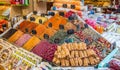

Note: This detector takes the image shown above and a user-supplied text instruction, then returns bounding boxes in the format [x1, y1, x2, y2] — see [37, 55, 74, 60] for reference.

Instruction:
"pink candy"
[101, 22, 107, 28]
[32, 40, 57, 62]
[109, 59, 120, 70]
[15, 34, 31, 47]
[85, 19, 96, 27]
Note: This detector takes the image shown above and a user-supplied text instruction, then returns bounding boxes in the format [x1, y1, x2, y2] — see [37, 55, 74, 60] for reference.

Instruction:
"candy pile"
[15, 34, 32, 47]
[53, 42, 100, 66]
[32, 40, 57, 62]
[109, 59, 120, 70]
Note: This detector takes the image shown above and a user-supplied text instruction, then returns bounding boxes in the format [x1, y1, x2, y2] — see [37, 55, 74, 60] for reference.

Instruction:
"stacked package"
[8, 30, 24, 43]
[40, 28, 57, 40]
[33, 24, 47, 37]
[15, 34, 32, 47]
[23, 22, 38, 33]
[44, 15, 67, 30]
[35, 16, 48, 24]
[53, 0, 81, 10]
[32, 40, 57, 61]
[22, 36, 40, 51]
[18, 21, 38, 33]
[49, 30, 68, 45]
[18, 21, 31, 31]
[65, 22, 77, 31]
[2, 29, 17, 39]
[28, 11, 39, 22]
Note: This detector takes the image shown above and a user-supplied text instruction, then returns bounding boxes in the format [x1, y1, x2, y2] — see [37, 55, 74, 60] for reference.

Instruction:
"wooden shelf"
[0, 2, 10, 5]
[11, 4, 29, 7]
[37, 0, 54, 2]
[85, 0, 111, 7]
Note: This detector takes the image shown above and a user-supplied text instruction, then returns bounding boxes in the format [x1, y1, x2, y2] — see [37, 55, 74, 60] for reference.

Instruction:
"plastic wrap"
[15, 34, 32, 47]
[33, 24, 47, 37]
[35, 16, 48, 24]
[2, 29, 17, 39]
[18, 20, 31, 31]
[8, 30, 24, 43]
[22, 36, 40, 51]
[49, 30, 68, 45]
[44, 15, 67, 30]
[53, 3, 81, 10]
[32, 40, 57, 62]
[22, 22, 38, 33]
[39, 28, 57, 40]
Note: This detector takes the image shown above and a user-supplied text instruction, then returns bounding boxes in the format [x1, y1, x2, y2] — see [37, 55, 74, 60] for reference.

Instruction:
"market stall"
[0, 0, 119, 70]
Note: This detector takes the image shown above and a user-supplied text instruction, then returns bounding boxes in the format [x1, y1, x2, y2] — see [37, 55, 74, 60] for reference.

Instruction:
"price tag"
[23, 16, 27, 20]
[25, 28, 29, 33]
[67, 29, 74, 34]
[59, 24, 64, 30]
[54, 38, 60, 44]
[62, 4, 67, 8]
[44, 34, 49, 39]
[51, 12, 55, 16]
[71, 5, 75, 9]
[32, 30, 37, 34]
[39, 19, 42, 24]
[59, 12, 64, 16]
[33, 11, 37, 15]
[41, 13, 45, 17]
[48, 22, 52, 27]
[30, 17, 35, 21]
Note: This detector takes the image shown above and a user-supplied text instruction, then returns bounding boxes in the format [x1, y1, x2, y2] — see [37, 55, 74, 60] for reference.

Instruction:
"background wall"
[10, 0, 53, 17]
